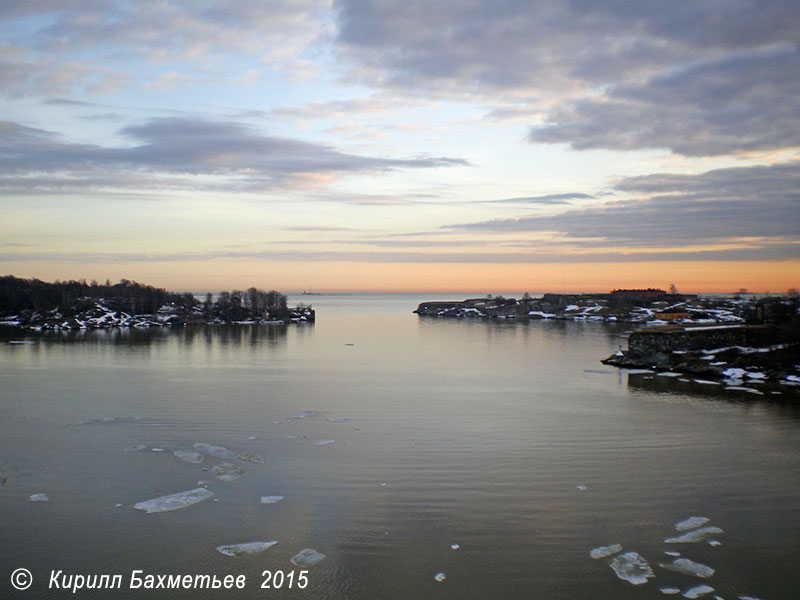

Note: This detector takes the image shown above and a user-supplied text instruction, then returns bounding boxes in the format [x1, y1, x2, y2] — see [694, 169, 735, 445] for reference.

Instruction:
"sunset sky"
[1, 1, 798, 293]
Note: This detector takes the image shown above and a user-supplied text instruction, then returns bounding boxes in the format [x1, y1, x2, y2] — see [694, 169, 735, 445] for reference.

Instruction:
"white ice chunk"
[450, 543, 460, 550]
[174, 450, 203, 464]
[745, 372, 766, 379]
[665, 551, 681, 557]
[434, 572, 446, 582]
[683, 585, 715, 598]
[660, 558, 715, 578]
[315, 439, 335, 446]
[194, 443, 237, 459]
[290, 548, 326, 567]
[722, 368, 746, 379]
[216, 541, 278, 556]
[260, 495, 284, 504]
[134, 487, 214, 513]
[724, 386, 763, 395]
[576, 485, 587, 491]
[609, 552, 655, 585]
[694, 380, 721, 385]
[327, 417, 349, 422]
[676, 516, 710, 531]
[212, 463, 245, 481]
[30, 493, 49, 502]
[661, 588, 682, 595]
[738, 596, 763, 600]
[657, 372, 683, 377]
[590, 544, 622, 559]
[151, 448, 165, 452]
[665, 526, 723, 544]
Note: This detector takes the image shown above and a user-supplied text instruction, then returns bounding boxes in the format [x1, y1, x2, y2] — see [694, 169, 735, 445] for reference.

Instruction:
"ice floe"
[315, 439, 335, 446]
[212, 463, 245, 481]
[434, 572, 446, 582]
[290, 548, 326, 567]
[661, 588, 682, 595]
[665, 551, 681, 557]
[327, 417, 349, 422]
[236, 452, 264, 464]
[659, 558, 715, 578]
[590, 544, 622, 559]
[29, 493, 49, 502]
[134, 487, 214, 513]
[450, 543, 460, 550]
[609, 552, 655, 585]
[288, 411, 318, 420]
[174, 450, 203, 464]
[216, 541, 278, 556]
[694, 380, 721, 385]
[676, 516, 710, 531]
[657, 372, 683, 377]
[260, 495, 284, 504]
[682, 584, 715, 598]
[124, 443, 148, 452]
[576, 485, 587, 491]
[665, 526, 724, 544]
[194, 443, 237, 460]
[708, 540, 722, 547]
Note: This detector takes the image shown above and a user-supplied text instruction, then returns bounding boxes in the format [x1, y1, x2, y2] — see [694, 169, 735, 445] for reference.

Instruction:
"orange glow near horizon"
[5, 259, 798, 295]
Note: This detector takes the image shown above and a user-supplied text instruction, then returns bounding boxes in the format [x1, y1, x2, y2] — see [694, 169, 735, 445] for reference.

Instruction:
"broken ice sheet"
[682, 584, 715, 598]
[290, 548, 326, 567]
[174, 450, 203, 464]
[675, 516, 710, 531]
[665, 527, 723, 544]
[216, 541, 278, 557]
[29, 493, 49, 502]
[213, 463, 245, 481]
[260, 495, 284, 504]
[589, 544, 622, 559]
[315, 439, 335, 446]
[194, 443, 237, 459]
[134, 487, 214, 513]
[609, 552, 654, 585]
[659, 558, 715, 578]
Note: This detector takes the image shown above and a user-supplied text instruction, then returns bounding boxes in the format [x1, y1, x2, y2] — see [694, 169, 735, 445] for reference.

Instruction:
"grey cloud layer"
[444, 162, 800, 247]
[335, 0, 800, 156]
[0, 118, 467, 193]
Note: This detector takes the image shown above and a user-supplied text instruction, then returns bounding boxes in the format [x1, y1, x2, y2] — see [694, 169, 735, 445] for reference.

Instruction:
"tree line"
[0, 275, 293, 321]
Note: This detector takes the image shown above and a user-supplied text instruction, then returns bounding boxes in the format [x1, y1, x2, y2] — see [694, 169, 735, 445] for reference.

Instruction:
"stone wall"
[628, 325, 774, 357]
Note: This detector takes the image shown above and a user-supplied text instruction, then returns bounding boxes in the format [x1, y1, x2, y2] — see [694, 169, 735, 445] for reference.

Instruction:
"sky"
[1, 0, 798, 293]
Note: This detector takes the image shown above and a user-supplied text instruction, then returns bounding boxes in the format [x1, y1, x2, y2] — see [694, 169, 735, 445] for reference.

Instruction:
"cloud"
[0, 117, 468, 194]
[443, 162, 800, 248]
[334, 0, 800, 156]
[484, 193, 594, 205]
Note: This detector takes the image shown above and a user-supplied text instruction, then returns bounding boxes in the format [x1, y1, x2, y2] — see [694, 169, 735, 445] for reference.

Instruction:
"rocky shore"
[602, 324, 800, 389]
[0, 301, 315, 331]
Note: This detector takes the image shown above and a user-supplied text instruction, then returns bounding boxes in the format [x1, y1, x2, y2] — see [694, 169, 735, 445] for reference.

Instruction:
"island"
[0, 275, 314, 330]
[415, 289, 800, 388]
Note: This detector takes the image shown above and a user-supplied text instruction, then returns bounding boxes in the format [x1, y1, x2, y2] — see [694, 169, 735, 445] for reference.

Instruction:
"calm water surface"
[1, 293, 799, 599]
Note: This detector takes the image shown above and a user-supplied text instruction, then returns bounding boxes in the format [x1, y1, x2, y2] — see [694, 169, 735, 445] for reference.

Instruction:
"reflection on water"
[1, 295, 799, 600]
